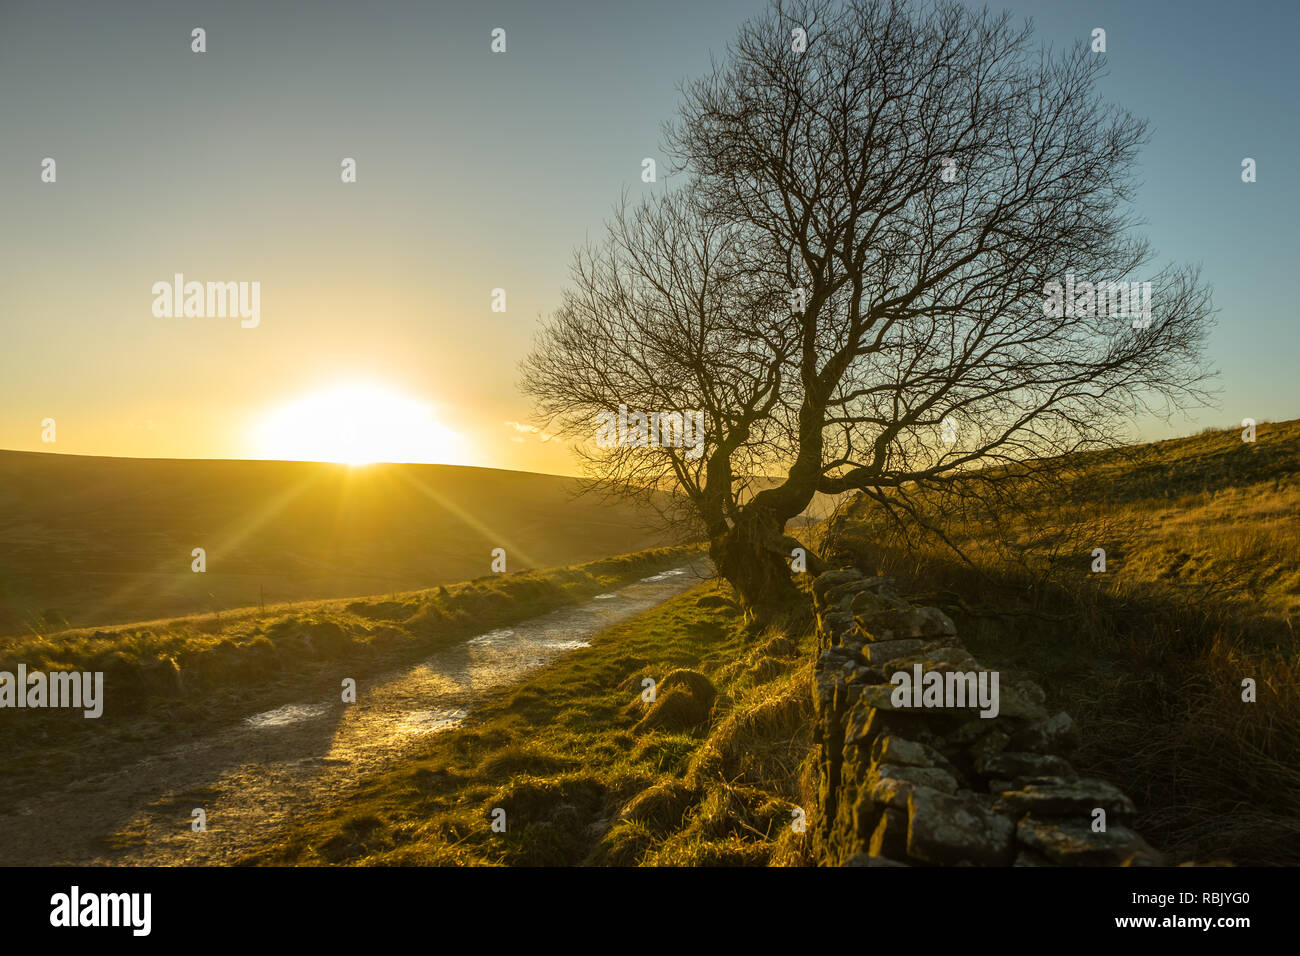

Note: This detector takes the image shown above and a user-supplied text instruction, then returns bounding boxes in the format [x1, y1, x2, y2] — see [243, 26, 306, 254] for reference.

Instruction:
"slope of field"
[0, 451, 680, 635]
[826, 419, 1300, 864]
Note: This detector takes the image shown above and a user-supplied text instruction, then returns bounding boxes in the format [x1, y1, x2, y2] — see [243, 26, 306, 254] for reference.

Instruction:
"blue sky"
[1, 0, 1295, 470]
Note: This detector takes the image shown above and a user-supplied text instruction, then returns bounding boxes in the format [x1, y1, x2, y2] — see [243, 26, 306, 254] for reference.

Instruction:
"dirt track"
[0, 562, 709, 866]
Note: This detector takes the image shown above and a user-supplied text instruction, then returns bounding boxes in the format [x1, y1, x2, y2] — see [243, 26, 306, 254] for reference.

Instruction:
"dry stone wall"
[809, 567, 1165, 867]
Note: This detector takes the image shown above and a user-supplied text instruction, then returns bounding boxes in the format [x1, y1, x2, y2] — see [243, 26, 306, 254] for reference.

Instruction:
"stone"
[1016, 816, 1164, 866]
[855, 684, 916, 712]
[868, 764, 959, 808]
[860, 576, 900, 597]
[869, 808, 910, 860]
[870, 735, 944, 768]
[846, 665, 875, 685]
[977, 751, 1077, 782]
[812, 569, 863, 600]
[823, 579, 874, 607]
[860, 639, 926, 666]
[854, 684, 897, 713]
[813, 664, 847, 713]
[991, 681, 1050, 721]
[819, 610, 856, 647]
[855, 676, 1002, 722]
[844, 853, 910, 866]
[825, 575, 901, 609]
[1008, 711, 1080, 756]
[865, 776, 920, 811]
[995, 779, 1137, 819]
[901, 607, 959, 639]
[857, 604, 958, 642]
[869, 736, 965, 784]
[842, 701, 887, 746]
[810, 587, 1163, 870]
[964, 726, 1012, 763]
[842, 636, 868, 656]
[1015, 679, 1047, 707]
[850, 589, 912, 622]
[906, 788, 1015, 865]
[1013, 849, 1055, 867]
[891, 647, 981, 673]
[819, 645, 854, 666]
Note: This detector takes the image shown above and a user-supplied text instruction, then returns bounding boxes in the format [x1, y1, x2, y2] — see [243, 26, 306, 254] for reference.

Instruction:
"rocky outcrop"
[809, 568, 1164, 867]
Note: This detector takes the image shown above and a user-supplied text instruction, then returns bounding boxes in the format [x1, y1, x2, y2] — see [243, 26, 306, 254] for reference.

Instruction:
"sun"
[253, 383, 463, 465]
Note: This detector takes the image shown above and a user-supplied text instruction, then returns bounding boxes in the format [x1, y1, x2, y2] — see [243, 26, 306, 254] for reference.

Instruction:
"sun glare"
[253, 384, 462, 466]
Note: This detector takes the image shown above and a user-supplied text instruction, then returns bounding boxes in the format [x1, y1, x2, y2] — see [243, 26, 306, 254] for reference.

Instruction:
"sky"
[1, 0, 1296, 475]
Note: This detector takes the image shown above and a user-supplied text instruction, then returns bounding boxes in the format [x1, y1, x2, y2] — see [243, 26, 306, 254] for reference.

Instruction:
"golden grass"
[235, 581, 818, 867]
[827, 419, 1300, 864]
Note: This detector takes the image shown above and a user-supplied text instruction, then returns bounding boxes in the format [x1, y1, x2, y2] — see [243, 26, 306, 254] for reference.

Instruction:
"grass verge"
[237, 580, 818, 866]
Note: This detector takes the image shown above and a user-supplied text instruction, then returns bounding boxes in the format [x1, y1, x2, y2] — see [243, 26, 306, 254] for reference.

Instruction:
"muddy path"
[0, 561, 711, 865]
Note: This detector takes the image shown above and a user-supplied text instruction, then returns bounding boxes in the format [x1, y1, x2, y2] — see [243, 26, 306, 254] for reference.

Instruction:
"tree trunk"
[709, 506, 802, 615]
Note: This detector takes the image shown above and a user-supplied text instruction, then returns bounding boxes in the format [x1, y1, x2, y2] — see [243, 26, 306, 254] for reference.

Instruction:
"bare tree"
[521, 0, 1214, 615]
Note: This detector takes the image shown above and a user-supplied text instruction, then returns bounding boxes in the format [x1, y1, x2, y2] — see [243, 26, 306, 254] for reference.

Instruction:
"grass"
[0, 452, 680, 635]
[825, 419, 1300, 865]
[0, 545, 700, 808]
[236, 581, 818, 867]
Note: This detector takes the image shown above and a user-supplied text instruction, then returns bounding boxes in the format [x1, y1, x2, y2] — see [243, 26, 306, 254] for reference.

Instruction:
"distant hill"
[833, 418, 1300, 619]
[0, 452, 682, 634]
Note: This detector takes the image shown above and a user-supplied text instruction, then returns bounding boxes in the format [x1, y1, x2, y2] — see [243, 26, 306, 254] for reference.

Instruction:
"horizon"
[3, 0, 1299, 473]
[0, 410, 1283, 479]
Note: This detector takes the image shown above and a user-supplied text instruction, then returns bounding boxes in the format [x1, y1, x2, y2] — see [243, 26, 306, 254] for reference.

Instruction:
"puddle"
[467, 628, 515, 647]
[244, 703, 330, 729]
[539, 639, 591, 651]
[639, 568, 689, 583]
[399, 708, 469, 734]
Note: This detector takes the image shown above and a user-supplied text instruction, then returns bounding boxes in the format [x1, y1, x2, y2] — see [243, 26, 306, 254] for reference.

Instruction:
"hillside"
[0, 451, 680, 635]
[824, 418, 1300, 864]
[4, 423, 1296, 866]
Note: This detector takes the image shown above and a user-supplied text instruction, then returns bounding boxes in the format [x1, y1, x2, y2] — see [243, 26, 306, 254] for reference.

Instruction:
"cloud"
[503, 421, 554, 443]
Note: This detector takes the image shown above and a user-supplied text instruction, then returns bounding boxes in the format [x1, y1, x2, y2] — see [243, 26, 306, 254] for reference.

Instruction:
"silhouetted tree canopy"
[522, 0, 1214, 613]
